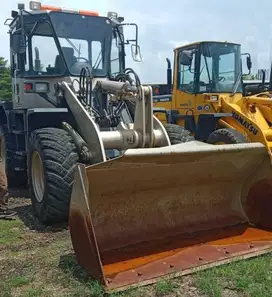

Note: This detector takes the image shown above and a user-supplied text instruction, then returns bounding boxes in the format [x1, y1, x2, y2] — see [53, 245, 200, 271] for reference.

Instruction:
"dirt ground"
[0, 191, 271, 297]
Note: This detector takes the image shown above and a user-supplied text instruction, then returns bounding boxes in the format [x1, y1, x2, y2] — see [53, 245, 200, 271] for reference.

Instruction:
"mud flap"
[69, 141, 272, 292]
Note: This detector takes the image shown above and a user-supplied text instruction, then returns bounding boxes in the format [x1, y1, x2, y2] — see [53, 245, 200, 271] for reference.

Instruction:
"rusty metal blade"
[69, 141, 272, 292]
[69, 164, 105, 285]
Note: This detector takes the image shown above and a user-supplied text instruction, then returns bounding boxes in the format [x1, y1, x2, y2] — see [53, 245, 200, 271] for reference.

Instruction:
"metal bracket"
[134, 85, 153, 147]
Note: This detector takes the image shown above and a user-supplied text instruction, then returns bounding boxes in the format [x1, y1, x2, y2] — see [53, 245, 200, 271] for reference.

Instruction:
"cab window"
[26, 22, 65, 76]
[178, 49, 196, 93]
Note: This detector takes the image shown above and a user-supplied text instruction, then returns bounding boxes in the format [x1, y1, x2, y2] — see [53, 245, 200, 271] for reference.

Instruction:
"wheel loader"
[153, 41, 272, 157]
[1, 5, 272, 293]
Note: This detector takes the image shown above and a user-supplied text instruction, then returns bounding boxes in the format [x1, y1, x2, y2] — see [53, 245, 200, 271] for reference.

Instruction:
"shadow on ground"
[8, 188, 68, 233]
[59, 254, 90, 283]
[58, 254, 109, 296]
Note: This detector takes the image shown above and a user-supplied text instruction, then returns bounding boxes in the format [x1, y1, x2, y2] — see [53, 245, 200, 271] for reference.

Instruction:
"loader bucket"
[69, 141, 272, 292]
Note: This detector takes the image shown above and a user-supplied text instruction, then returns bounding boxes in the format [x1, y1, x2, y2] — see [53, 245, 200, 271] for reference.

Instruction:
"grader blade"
[69, 141, 272, 292]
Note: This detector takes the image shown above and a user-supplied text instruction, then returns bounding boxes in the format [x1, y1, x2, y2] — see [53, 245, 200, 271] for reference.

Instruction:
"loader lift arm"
[60, 79, 170, 161]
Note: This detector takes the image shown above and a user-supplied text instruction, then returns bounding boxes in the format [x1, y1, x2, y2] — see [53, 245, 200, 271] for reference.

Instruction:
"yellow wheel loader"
[4, 3, 272, 292]
[153, 41, 272, 156]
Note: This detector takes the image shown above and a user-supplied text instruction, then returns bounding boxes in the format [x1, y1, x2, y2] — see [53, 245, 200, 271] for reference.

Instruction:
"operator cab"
[6, 1, 142, 110]
[19, 14, 102, 78]
[9, 4, 124, 78]
[176, 41, 251, 95]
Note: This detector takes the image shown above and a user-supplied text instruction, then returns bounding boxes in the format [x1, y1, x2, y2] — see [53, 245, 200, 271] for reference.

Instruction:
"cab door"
[173, 46, 199, 128]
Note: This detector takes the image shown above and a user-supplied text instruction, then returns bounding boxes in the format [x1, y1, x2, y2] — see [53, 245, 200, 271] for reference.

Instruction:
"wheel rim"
[0, 136, 6, 169]
[31, 151, 45, 203]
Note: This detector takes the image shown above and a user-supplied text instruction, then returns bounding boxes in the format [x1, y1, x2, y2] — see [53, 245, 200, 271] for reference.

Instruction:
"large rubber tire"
[0, 126, 27, 188]
[28, 127, 79, 224]
[207, 128, 248, 144]
[164, 124, 195, 144]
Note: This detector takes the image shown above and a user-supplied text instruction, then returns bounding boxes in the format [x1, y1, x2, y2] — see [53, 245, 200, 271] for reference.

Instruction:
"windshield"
[198, 42, 242, 93]
[50, 11, 113, 76]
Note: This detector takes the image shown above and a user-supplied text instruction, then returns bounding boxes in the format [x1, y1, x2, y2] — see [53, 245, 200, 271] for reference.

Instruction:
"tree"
[242, 74, 257, 80]
[0, 57, 12, 101]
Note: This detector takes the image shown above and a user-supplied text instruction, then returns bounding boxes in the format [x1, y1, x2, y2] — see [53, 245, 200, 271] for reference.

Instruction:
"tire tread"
[164, 124, 195, 144]
[28, 127, 79, 224]
[207, 128, 248, 144]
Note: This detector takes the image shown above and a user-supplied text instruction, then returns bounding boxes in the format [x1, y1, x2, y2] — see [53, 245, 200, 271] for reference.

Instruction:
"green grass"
[8, 276, 33, 287]
[1, 198, 272, 297]
[196, 254, 272, 297]
[197, 270, 222, 297]
[24, 288, 46, 297]
[0, 219, 24, 244]
[154, 278, 177, 296]
[0, 275, 33, 297]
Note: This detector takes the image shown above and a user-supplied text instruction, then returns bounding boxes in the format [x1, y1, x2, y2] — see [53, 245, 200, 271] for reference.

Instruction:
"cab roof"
[174, 41, 241, 51]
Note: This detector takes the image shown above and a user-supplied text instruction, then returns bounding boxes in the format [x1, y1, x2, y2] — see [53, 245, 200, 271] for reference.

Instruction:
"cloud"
[168, 40, 190, 48]
[1, 0, 272, 82]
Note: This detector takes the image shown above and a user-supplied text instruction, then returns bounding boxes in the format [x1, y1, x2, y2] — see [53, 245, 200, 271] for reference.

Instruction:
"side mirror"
[131, 44, 142, 62]
[246, 56, 252, 71]
[10, 29, 26, 54]
[241, 53, 252, 75]
[180, 50, 194, 66]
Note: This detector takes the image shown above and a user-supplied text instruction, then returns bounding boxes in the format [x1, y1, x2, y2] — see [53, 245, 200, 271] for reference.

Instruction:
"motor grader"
[1, 4, 272, 293]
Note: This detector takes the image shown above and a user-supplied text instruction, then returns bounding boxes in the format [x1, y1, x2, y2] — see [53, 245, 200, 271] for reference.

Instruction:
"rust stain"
[69, 209, 105, 284]
[105, 241, 272, 292]
[212, 227, 272, 244]
[102, 225, 272, 277]
[245, 178, 272, 230]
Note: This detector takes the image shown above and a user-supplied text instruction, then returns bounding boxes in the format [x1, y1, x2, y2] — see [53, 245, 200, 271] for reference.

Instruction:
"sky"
[1, 0, 272, 83]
